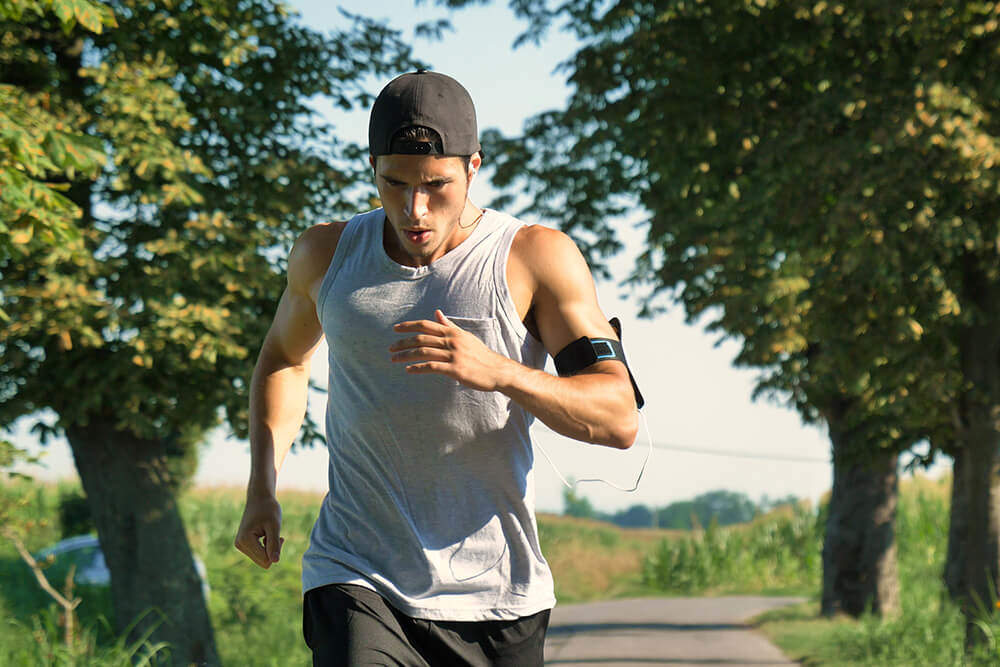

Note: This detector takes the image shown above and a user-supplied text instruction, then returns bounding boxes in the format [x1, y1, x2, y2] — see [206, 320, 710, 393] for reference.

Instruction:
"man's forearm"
[496, 360, 638, 449]
[248, 351, 311, 496]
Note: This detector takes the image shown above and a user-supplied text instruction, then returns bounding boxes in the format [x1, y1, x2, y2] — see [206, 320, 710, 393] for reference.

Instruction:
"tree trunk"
[954, 320, 1000, 650]
[945, 448, 970, 600]
[65, 417, 219, 666]
[821, 414, 900, 617]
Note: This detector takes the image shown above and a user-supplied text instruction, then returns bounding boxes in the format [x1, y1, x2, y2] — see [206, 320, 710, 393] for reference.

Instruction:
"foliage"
[1, 436, 83, 653]
[566, 487, 794, 530]
[656, 489, 762, 530]
[0, 0, 115, 283]
[470, 0, 1000, 466]
[561, 486, 599, 519]
[56, 488, 94, 538]
[1, 0, 422, 447]
[642, 503, 822, 595]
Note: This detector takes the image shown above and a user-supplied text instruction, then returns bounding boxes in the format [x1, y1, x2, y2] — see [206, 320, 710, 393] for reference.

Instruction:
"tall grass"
[759, 475, 1000, 665]
[641, 503, 821, 595]
[1, 482, 670, 665]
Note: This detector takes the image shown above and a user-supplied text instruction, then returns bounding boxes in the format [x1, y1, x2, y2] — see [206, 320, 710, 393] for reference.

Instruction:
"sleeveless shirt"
[301, 208, 556, 621]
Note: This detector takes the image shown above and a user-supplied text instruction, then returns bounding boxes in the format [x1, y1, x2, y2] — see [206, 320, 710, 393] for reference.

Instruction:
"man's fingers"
[391, 347, 451, 363]
[405, 361, 447, 375]
[235, 531, 271, 569]
[389, 334, 444, 352]
[393, 319, 448, 335]
[264, 528, 283, 563]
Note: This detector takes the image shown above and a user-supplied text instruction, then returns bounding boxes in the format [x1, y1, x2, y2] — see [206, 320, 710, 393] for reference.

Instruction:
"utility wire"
[647, 441, 830, 463]
[532, 426, 830, 464]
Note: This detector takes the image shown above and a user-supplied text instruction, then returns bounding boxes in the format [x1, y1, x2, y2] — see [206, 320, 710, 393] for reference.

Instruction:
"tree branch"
[1, 526, 81, 645]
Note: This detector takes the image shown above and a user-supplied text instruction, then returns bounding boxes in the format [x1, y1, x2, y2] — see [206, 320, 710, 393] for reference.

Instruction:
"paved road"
[544, 596, 804, 666]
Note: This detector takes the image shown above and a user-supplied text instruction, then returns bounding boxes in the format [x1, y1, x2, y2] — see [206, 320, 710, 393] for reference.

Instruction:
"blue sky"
[11, 1, 948, 514]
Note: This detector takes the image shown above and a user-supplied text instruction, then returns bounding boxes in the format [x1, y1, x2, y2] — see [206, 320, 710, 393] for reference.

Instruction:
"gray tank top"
[302, 208, 555, 621]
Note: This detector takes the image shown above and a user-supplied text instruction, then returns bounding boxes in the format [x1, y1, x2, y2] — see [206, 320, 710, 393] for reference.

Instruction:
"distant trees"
[564, 488, 799, 531]
[658, 491, 761, 530]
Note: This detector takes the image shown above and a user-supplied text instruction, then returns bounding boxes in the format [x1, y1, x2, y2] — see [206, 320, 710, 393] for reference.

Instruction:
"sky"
[10, 0, 948, 514]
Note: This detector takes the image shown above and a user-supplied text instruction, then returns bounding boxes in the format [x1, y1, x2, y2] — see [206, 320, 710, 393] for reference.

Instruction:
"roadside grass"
[7, 474, 998, 665]
[536, 513, 681, 603]
[640, 501, 821, 597]
[755, 474, 1000, 666]
[0, 481, 680, 665]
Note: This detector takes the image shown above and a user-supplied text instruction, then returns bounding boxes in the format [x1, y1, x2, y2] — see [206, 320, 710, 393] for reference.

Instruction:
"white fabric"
[302, 208, 555, 621]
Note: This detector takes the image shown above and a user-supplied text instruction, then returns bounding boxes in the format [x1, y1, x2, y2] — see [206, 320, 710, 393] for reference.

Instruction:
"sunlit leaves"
[480, 0, 1000, 461]
[2, 0, 421, 448]
[0, 85, 105, 260]
[0, 0, 116, 32]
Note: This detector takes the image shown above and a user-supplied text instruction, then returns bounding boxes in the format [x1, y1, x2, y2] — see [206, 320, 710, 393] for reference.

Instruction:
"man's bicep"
[261, 286, 323, 367]
[530, 231, 619, 358]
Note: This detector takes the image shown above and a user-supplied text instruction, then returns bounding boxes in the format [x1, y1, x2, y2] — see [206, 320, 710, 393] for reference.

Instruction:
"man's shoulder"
[510, 224, 586, 280]
[288, 221, 349, 298]
[511, 222, 576, 254]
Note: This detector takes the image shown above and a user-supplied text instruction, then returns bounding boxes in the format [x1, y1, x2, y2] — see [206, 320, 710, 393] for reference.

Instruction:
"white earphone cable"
[534, 408, 652, 492]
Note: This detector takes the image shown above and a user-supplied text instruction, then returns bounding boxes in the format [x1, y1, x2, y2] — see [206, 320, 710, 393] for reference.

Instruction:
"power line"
[647, 440, 830, 463]
[532, 426, 830, 464]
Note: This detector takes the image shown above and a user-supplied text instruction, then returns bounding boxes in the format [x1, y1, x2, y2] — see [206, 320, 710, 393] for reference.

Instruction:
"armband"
[553, 317, 645, 409]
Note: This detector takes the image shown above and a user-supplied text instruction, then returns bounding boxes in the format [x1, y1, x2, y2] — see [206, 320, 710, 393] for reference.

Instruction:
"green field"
[2, 475, 998, 665]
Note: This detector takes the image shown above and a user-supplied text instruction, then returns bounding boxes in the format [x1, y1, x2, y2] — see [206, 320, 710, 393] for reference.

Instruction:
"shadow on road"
[546, 660, 790, 665]
[548, 622, 747, 635]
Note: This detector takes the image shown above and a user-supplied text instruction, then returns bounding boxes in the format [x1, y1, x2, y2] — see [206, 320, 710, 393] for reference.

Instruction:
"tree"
[460, 0, 1000, 633]
[656, 500, 697, 531]
[1, 0, 113, 306]
[2, 1, 420, 662]
[611, 503, 654, 528]
[655, 491, 760, 530]
[562, 486, 599, 519]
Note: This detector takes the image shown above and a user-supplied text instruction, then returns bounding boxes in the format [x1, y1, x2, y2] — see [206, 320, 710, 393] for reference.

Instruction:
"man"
[235, 70, 639, 666]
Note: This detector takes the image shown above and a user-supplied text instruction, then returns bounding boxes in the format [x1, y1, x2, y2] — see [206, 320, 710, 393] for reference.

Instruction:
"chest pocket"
[441, 316, 512, 444]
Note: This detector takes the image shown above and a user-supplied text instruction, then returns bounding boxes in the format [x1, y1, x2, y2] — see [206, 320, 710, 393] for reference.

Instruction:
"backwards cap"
[369, 70, 481, 157]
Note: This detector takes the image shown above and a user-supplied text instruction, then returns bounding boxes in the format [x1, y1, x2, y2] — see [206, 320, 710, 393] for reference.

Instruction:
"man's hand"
[390, 310, 511, 392]
[234, 493, 284, 569]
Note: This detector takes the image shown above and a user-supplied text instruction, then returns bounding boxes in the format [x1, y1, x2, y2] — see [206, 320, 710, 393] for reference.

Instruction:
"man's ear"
[369, 155, 377, 171]
[467, 152, 482, 182]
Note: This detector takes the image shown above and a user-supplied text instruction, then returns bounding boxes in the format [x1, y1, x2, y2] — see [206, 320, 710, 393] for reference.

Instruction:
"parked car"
[35, 534, 210, 600]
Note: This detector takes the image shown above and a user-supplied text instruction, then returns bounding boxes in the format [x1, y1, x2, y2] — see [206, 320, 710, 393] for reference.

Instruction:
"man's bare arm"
[498, 226, 638, 448]
[235, 223, 340, 568]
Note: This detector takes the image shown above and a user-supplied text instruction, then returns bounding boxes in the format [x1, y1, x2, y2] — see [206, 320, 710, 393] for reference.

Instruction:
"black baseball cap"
[369, 70, 481, 157]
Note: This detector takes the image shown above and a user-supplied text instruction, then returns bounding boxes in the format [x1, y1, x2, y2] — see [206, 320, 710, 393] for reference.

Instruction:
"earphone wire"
[534, 408, 652, 493]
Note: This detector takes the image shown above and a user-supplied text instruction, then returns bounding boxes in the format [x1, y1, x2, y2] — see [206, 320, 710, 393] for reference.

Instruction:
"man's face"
[371, 153, 481, 267]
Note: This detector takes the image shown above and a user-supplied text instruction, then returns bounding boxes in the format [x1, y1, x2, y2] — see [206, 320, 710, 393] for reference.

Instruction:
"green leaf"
[50, 0, 74, 25]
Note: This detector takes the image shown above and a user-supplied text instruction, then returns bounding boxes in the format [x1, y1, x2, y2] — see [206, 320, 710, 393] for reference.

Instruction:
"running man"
[235, 70, 639, 666]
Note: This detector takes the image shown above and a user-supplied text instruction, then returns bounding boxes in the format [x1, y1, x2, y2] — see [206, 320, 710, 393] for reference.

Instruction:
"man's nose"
[404, 187, 430, 220]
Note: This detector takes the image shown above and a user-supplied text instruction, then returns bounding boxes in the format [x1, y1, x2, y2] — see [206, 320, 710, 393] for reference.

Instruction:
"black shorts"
[302, 583, 550, 666]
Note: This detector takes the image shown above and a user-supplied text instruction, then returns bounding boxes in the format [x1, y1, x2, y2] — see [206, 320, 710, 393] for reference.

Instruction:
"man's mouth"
[404, 229, 431, 244]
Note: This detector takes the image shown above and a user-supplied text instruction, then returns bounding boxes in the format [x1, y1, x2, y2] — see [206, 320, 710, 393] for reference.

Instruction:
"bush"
[641, 504, 821, 595]
[57, 490, 94, 539]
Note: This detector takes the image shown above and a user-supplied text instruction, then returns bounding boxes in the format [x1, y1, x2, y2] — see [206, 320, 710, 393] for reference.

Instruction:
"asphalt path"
[543, 595, 804, 666]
